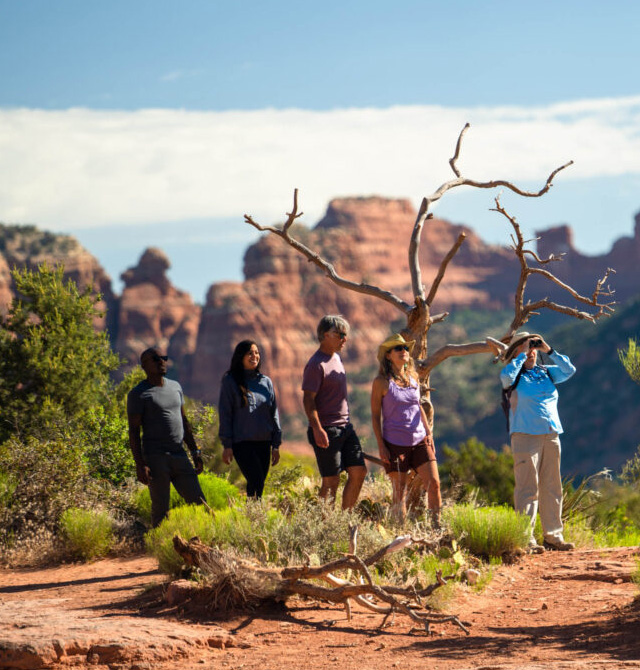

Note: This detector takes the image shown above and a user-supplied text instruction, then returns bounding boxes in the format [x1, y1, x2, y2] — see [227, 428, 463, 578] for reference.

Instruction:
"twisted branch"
[491, 196, 616, 338]
[245, 189, 412, 314]
[409, 123, 573, 302]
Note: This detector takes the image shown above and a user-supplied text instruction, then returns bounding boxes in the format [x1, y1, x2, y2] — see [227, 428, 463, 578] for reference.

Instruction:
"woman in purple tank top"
[371, 333, 441, 525]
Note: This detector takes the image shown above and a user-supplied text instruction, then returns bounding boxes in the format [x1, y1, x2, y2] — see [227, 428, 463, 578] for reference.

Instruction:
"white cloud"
[1, 97, 640, 231]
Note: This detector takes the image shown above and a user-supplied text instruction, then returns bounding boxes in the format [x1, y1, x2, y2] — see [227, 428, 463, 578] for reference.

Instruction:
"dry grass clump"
[198, 546, 282, 611]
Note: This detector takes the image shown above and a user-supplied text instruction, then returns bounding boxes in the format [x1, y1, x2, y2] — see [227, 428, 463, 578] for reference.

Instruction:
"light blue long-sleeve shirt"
[500, 351, 576, 435]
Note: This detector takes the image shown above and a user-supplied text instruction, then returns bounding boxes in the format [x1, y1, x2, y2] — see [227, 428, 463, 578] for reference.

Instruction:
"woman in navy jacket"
[218, 340, 281, 498]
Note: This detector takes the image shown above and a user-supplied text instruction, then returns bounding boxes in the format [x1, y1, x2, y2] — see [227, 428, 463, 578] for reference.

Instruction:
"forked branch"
[491, 196, 616, 339]
[409, 123, 573, 302]
[244, 189, 412, 314]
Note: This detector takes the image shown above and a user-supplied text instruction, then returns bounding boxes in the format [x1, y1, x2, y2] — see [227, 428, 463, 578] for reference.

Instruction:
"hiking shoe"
[527, 542, 545, 555]
[543, 539, 575, 552]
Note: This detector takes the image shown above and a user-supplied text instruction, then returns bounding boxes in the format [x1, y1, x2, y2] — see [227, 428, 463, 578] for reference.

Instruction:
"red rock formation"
[115, 247, 201, 380]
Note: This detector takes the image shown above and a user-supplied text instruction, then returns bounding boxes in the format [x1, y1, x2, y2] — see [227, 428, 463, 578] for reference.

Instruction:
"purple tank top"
[381, 379, 427, 446]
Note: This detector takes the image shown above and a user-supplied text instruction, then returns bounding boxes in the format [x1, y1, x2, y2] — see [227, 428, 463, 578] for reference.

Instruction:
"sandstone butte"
[1, 197, 640, 428]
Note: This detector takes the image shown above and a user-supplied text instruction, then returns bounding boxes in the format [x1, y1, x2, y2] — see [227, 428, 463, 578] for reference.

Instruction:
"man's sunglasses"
[391, 345, 410, 352]
[151, 354, 169, 363]
[333, 331, 347, 339]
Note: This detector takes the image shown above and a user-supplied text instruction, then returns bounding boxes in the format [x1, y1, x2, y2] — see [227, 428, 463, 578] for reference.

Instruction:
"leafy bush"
[444, 504, 530, 557]
[439, 438, 514, 506]
[145, 505, 216, 574]
[0, 264, 120, 443]
[60, 508, 115, 560]
[133, 473, 240, 525]
[0, 434, 109, 545]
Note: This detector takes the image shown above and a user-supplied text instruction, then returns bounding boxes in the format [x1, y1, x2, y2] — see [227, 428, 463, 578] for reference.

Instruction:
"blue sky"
[1, 1, 640, 301]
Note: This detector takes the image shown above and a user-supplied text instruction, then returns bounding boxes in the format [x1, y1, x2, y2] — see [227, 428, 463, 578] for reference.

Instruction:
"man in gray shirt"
[127, 347, 205, 527]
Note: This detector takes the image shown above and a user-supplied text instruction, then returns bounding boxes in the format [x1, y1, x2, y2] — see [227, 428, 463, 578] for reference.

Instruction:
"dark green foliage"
[0, 265, 129, 546]
[184, 399, 243, 484]
[0, 264, 120, 441]
[439, 438, 514, 505]
[78, 369, 145, 485]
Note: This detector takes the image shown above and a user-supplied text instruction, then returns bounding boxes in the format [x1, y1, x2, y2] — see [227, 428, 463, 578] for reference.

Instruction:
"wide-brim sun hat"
[504, 331, 542, 362]
[377, 333, 416, 363]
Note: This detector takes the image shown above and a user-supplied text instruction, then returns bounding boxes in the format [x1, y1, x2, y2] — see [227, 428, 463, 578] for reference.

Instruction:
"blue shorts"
[307, 422, 365, 477]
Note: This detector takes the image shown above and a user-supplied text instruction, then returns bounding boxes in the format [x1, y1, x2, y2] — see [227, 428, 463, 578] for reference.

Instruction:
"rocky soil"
[1, 547, 639, 670]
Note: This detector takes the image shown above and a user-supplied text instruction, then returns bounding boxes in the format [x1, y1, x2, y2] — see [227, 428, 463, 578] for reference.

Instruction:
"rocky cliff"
[116, 247, 201, 380]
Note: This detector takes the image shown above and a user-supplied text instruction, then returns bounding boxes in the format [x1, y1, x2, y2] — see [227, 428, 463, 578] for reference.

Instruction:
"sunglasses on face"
[333, 331, 347, 339]
[391, 345, 410, 352]
[151, 354, 169, 363]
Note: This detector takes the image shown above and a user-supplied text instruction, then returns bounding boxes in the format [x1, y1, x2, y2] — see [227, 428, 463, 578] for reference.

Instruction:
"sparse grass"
[444, 504, 530, 558]
[133, 472, 240, 525]
[60, 507, 115, 561]
[145, 504, 216, 575]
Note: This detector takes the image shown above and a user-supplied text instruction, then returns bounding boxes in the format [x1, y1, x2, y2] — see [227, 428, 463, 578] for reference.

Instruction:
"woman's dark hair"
[228, 340, 261, 406]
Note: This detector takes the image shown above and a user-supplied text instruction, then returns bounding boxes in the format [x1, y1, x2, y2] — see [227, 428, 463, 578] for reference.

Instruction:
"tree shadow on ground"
[0, 569, 159, 595]
[397, 600, 640, 662]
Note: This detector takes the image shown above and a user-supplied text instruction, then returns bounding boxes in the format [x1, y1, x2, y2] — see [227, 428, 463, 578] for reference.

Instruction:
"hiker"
[302, 315, 367, 509]
[127, 347, 206, 527]
[371, 333, 441, 525]
[501, 332, 576, 553]
[219, 340, 282, 498]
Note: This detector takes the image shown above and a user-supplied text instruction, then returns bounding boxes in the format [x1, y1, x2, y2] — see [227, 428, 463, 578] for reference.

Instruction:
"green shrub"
[0, 435, 108, 545]
[439, 438, 514, 506]
[133, 473, 240, 525]
[444, 504, 530, 557]
[60, 507, 115, 560]
[145, 504, 216, 574]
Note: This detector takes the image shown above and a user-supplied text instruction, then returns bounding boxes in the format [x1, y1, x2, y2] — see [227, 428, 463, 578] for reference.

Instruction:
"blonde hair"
[377, 352, 419, 384]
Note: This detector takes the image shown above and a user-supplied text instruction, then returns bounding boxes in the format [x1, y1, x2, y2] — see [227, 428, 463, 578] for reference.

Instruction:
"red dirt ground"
[1, 547, 639, 670]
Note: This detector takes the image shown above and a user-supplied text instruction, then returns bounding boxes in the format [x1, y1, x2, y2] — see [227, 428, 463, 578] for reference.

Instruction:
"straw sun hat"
[377, 333, 415, 364]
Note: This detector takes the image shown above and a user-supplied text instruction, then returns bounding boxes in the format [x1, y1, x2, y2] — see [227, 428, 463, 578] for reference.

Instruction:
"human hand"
[136, 463, 152, 485]
[535, 336, 551, 353]
[222, 447, 234, 465]
[312, 426, 329, 449]
[271, 448, 280, 466]
[378, 443, 391, 464]
[193, 454, 204, 475]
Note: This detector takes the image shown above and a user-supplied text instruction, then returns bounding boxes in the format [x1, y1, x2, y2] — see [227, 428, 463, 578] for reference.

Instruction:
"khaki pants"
[511, 432, 564, 544]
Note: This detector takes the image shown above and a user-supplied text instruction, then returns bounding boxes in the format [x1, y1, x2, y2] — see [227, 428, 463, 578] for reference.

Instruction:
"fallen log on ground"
[172, 531, 470, 635]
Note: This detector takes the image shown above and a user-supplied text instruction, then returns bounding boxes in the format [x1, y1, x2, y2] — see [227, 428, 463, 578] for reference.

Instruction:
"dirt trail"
[1, 548, 639, 669]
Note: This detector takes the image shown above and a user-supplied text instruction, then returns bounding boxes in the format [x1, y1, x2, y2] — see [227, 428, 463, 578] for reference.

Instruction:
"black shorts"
[307, 422, 365, 478]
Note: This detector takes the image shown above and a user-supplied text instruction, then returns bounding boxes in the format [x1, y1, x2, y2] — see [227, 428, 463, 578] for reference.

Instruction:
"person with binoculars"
[501, 332, 576, 553]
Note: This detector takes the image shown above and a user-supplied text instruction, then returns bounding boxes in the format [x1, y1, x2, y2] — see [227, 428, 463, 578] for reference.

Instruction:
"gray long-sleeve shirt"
[218, 371, 282, 449]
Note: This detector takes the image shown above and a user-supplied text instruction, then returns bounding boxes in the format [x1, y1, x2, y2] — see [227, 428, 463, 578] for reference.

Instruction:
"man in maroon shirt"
[302, 315, 367, 509]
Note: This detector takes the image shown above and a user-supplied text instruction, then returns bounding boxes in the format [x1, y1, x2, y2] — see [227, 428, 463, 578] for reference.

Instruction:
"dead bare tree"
[244, 124, 615, 427]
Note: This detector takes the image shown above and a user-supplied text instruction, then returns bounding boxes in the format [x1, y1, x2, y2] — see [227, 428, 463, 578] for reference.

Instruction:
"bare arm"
[303, 390, 329, 448]
[127, 413, 151, 485]
[419, 405, 432, 438]
[181, 407, 203, 474]
[371, 377, 390, 464]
